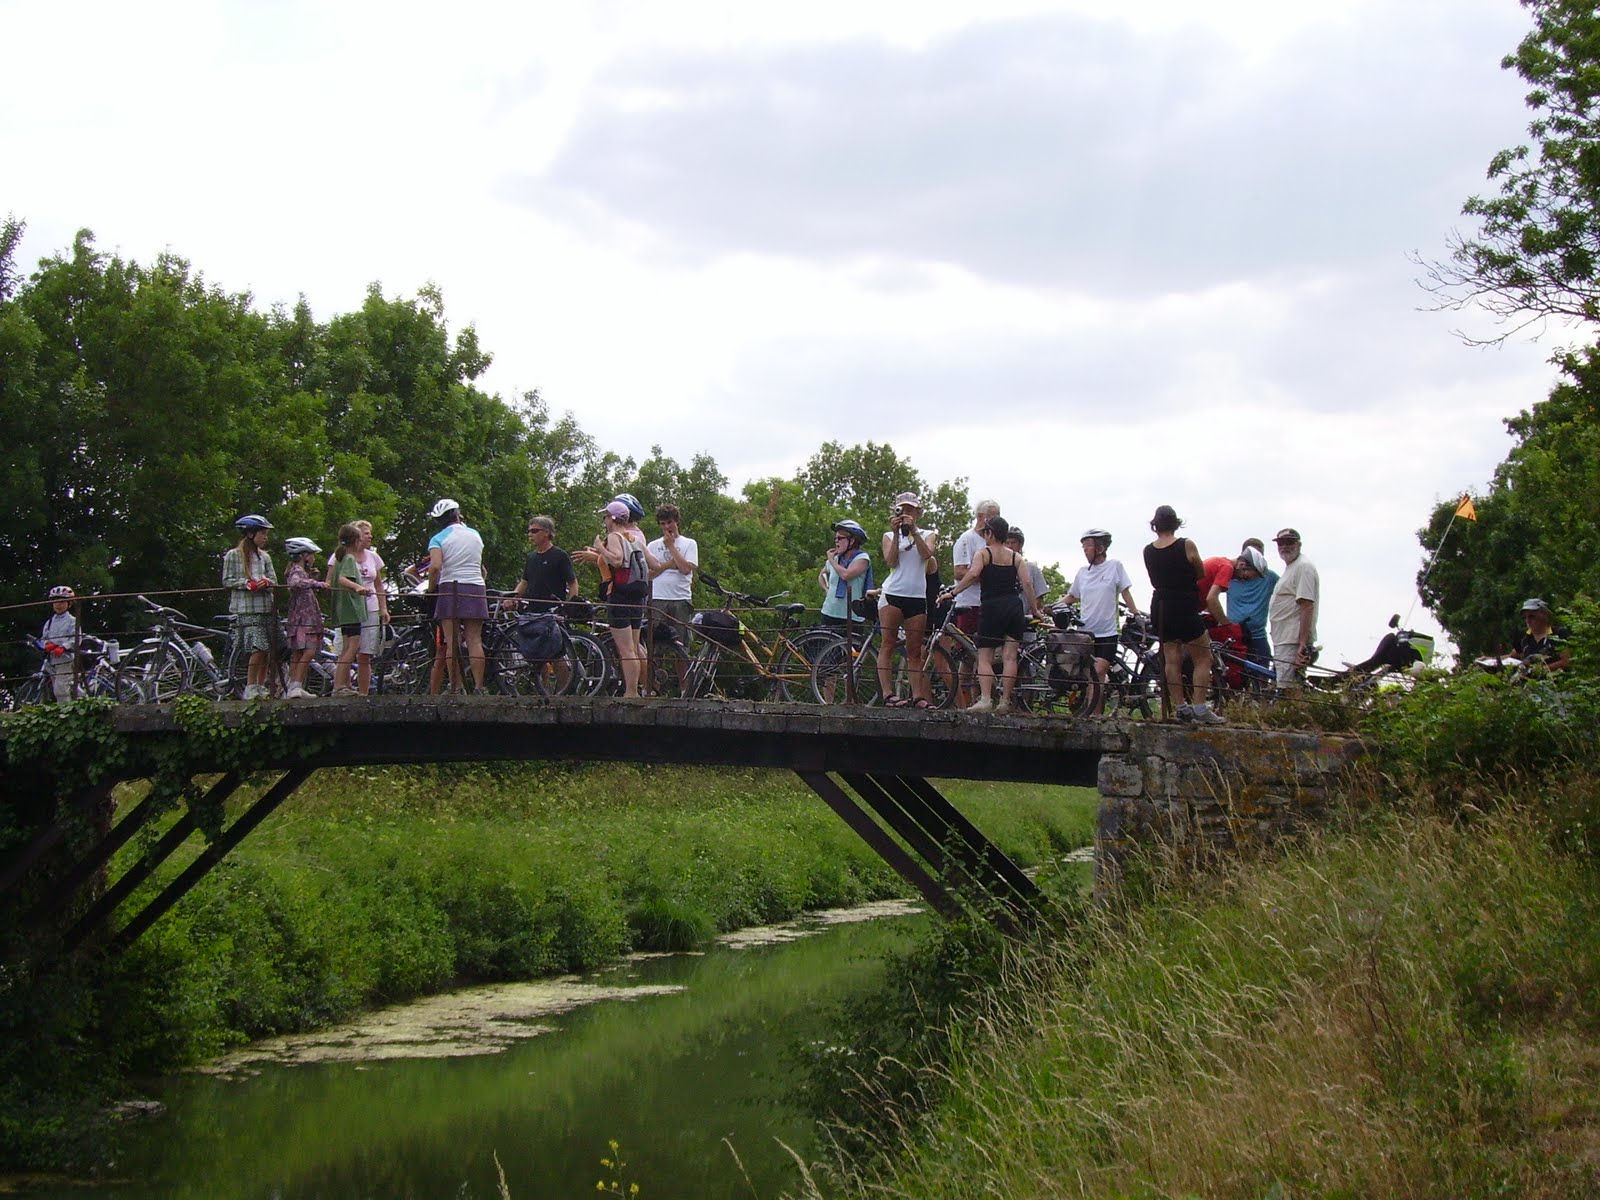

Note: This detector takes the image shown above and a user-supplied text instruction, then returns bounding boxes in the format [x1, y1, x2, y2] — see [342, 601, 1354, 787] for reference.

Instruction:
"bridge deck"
[105, 694, 1126, 787]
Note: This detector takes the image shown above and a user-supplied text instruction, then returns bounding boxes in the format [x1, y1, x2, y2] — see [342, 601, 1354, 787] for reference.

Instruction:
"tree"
[1418, 341, 1600, 654]
[1420, 0, 1600, 338]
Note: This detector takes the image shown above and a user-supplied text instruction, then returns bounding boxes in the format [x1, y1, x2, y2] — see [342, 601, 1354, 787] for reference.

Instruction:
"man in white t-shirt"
[1268, 527, 1319, 689]
[940, 499, 998, 708]
[647, 502, 699, 688]
[1065, 528, 1138, 716]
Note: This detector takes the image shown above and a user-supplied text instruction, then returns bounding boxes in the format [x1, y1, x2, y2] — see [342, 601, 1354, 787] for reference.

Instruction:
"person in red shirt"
[1197, 556, 1234, 624]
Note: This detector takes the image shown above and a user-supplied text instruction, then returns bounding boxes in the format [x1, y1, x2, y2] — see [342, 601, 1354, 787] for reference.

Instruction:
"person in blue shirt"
[1226, 543, 1278, 672]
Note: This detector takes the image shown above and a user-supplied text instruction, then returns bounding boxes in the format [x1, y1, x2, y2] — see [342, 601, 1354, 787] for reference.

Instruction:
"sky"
[0, 0, 1572, 664]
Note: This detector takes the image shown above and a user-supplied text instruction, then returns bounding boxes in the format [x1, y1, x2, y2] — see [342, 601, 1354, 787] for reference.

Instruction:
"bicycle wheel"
[1106, 656, 1161, 720]
[566, 633, 609, 696]
[682, 644, 724, 699]
[142, 648, 191, 702]
[809, 637, 882, 706]
[375, 627, 433, 694]
[927, 633, 978, 709]
[770, 628, 838, 703]
[1013, 646, 1093, 717]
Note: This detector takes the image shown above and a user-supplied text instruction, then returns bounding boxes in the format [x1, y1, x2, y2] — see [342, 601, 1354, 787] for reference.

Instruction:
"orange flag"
[1454, 495, 1478, 522]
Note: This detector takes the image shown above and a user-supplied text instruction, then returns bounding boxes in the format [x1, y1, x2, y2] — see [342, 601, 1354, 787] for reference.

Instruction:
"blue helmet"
[235, 514, 273, 532]
[832, 519, 868, 544]
[613, 492, 646, 521]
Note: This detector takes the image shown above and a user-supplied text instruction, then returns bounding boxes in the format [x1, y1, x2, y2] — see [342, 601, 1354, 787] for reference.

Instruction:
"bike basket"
[1046, 628, 1096, 679]
[692, 609, 742, 650]
[513, 614, 568, 663]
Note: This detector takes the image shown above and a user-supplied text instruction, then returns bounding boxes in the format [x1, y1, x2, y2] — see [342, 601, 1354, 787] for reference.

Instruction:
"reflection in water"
[61, 903, 925, 1200]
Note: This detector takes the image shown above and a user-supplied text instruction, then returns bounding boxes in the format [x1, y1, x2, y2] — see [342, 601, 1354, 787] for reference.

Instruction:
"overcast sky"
[1, 0, 1567, 663]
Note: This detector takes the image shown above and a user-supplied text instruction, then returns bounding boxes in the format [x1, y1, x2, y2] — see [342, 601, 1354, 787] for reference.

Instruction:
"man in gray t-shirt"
[1268, 527, 1319, 689]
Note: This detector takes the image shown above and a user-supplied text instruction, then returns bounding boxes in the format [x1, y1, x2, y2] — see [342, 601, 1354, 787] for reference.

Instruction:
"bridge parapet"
[1096, 724, 1366, 889]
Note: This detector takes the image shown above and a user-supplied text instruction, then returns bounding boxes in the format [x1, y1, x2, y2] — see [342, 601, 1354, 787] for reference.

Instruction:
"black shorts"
[977, 595, 1026, 649]
[339, 623, 362, 638]
[607, 582, 648, 629]
[1150, 591, 1206, 644]
[1093, 634, 1118, 663]
[882, 594, 927, 622]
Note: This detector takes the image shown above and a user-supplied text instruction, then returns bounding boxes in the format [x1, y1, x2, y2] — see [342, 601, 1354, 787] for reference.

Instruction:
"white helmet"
[429, 497, 461, 520]
[284, 537, 322, 556]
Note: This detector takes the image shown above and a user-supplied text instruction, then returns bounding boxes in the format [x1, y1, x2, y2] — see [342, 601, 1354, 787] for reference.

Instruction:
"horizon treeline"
[0, 220, 1000, 624]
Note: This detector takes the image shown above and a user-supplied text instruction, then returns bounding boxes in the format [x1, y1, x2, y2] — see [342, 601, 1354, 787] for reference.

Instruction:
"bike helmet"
[832, 519, 867, 543]
[1521, 597, 1551, 613]
[47, 584, 74, 599]
[428, 497, 461, 520]
[284, 537, 322, 556]
[1080, 527, 1112, 546]
[235, 513, 273, 532]
[613, 492, 646, 521]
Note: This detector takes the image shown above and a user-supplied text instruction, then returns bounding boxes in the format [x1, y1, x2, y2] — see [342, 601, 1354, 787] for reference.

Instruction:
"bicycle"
[502, 601, 612, 696]
[682, 574, 835, 701]
[123, 596, 230, 701]
[8, 636, 137, 705]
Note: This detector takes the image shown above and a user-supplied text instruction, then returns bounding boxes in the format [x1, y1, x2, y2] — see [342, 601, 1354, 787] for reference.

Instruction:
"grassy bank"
[804, 661, 1600, 1198]
[1, 763, 1094, 1169]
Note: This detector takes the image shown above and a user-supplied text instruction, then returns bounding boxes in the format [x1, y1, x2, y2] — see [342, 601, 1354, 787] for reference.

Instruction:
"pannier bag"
[692, 609, 742, 651]
[1046, 628, 1097, 682]
[514, 613, 569, 663]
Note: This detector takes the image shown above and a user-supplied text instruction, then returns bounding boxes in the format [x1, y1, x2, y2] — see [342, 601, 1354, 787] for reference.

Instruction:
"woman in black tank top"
[939, 516, 1037, 713]
[1143, 505, 1222, 723]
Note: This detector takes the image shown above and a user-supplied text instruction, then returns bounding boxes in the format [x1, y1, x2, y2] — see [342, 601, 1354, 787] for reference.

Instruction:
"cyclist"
[1064, 528, 1139, 716]
[283, 537, 330, 700]
[819, 519, 873, 630]
[1003, 527, 1049, 617]
[940, 515, 1037, 714]
[879, 492, 939, 709]
[223, 514, 279, 700]
[426, 498, 489, 694]
[1143, 505, 1223, 724]
[39, 585, 79, 702]
[1226, 545, 1277, 670]
[1515, 598, 1570, 672]
[593, 500, 649, 697]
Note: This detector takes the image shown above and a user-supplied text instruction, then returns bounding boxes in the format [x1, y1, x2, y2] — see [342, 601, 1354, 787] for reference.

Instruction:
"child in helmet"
[223, 514, 278, 699]
[40, 585, 79, 702]
[283, 537, 330, 700]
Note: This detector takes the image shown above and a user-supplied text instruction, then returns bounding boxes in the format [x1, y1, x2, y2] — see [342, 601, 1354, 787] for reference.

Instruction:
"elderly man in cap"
[1268, 527, 1319, 689]
[1514, 598, 1570, 672]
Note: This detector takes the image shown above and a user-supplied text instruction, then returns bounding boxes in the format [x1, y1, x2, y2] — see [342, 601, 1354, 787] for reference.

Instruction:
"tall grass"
[808, 780, 1600, 1199]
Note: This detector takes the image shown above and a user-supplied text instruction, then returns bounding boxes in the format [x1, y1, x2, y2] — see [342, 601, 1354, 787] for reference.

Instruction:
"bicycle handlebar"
[699, 573, 788, 609]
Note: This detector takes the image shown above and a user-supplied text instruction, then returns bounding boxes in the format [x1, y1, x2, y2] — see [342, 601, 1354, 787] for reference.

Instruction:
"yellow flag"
[1455, 495, 1478, 522]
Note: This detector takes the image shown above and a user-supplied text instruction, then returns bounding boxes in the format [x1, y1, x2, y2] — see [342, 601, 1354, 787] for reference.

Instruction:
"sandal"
[911, 697, 932, 710]
[884, 696, 910, 708]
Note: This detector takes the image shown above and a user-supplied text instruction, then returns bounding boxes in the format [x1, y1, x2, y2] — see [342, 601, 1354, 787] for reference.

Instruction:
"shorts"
[1273, 642, 1304, 688]
[977, 595, 1026, 649]
[608, 582, 648, 629]
[434, 582, 490, 622]
[648, 598, 695, 648]
[1150, 591, 1206, 644]
[338, 623, 362, 639]
[882, 593, 927, 622]
[953, 607, 981, 636]
[359, 618, 383, 657]
[1093, 634, 1118, 664]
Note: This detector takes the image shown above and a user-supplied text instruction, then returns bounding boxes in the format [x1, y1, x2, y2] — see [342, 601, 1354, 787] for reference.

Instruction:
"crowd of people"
[23, 492, 1573, 711]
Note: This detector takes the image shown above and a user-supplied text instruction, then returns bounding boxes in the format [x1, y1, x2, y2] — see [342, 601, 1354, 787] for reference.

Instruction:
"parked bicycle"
[123, 596, 230, 701]
[683, 575, 836, 701]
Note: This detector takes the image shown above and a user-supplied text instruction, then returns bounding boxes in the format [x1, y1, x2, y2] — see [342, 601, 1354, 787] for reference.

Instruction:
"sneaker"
[1174, 703, 1195, 722]
[994, 699, 1012, 715]
[1191, 704, 1226, 725]
[967, 696, 994, 713]
[284, 683, 308, 700]
[241, 684, 261, 701]
[332, 687, 357, 698]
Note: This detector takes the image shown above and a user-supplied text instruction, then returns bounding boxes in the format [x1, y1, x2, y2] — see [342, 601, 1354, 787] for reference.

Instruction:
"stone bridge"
[1, 697, 1363, 954]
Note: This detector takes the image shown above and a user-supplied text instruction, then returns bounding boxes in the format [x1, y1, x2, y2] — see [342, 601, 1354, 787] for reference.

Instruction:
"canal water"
[51, 901, 926, 1199]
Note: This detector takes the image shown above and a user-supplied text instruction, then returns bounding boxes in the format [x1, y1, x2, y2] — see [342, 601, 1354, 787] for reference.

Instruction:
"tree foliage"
[1422, 0, 1600, 336]
[0, 227, 973, 647]
[1419, 342, 1600, 655]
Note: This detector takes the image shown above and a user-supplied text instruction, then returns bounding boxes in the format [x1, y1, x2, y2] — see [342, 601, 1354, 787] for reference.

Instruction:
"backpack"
[692, 609, 742, 650]
[611, 536, 649, 588]
[514, 613, 569, 663]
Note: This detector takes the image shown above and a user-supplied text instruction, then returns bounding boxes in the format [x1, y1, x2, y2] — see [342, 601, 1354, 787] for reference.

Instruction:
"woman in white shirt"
[878, 492, 939, 708]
